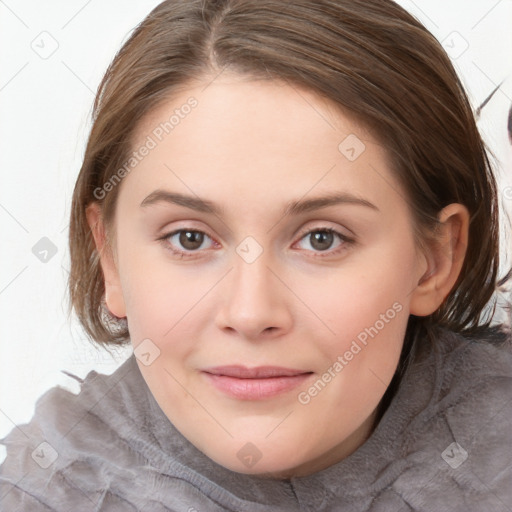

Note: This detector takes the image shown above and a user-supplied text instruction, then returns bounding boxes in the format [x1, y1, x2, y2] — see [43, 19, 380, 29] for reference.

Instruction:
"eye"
[158, 226, 354, 260]
[158, 229, 216, 258]
[294, 227, 353, 256]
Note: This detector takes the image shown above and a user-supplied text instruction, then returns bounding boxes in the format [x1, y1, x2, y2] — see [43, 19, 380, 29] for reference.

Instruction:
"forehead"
[132, 75, 376, 153]
[120, 77, 405, 220]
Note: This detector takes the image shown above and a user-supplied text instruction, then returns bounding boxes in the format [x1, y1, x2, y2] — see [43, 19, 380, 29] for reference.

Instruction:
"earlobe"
[409, 203, 469, 317]
[85, 203, 127, 319]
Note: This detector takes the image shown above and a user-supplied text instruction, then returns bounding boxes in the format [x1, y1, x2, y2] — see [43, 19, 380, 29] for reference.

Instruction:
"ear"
[409, 203, 469, 317]
[85, 202, 126, 318]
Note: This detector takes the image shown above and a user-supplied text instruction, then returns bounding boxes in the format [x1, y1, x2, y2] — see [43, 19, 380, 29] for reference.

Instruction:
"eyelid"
[157, 219, 218, 243]
[295, 222, 354, 242]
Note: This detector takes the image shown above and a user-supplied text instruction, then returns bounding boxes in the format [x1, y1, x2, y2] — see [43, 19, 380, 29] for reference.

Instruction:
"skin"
[87, 75, 469, 478]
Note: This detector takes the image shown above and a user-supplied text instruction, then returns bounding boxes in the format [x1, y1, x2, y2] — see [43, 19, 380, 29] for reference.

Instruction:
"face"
[98, 76, 430, 478]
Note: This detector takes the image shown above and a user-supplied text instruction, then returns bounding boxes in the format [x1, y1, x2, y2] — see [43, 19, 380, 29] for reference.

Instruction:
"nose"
[215, 250, 293, 340]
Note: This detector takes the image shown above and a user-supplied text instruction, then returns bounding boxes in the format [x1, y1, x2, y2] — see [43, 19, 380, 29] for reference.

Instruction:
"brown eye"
[162, 229, 214, 255]
[178, 230, 204, 250]
[294, 227, 354, 257]
[309, 230, 335, 251]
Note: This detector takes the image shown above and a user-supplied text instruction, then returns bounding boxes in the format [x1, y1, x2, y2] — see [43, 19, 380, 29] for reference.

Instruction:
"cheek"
[297, 238, 414, 407]
[117, 241, 207, 344]
[298, 282, 408, 437]
[305, 240, 414, 344]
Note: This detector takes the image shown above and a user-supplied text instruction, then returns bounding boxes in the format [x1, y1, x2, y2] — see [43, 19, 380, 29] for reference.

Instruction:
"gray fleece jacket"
[1, 326, 511, 511]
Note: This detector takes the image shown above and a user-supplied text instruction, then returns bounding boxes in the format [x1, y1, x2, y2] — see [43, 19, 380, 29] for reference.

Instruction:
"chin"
[203, 442, 311, 479]
[225, 460, 299, 479]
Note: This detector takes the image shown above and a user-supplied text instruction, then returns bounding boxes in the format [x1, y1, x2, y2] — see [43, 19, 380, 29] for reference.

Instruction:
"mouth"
[201, 365, 314, 400]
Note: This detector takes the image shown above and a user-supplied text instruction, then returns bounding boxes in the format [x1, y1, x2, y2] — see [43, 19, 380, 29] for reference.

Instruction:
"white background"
[1, 0, 511, 450]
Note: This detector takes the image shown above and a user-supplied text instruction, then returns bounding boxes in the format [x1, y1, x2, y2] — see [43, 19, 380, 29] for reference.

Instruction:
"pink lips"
[202, 365, 314, 400]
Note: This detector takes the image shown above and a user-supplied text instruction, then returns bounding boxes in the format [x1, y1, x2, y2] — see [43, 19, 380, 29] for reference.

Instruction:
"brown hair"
[68, 0, 511, 349]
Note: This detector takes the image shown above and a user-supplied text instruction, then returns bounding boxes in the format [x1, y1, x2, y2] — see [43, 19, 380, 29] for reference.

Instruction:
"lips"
[201, 365, 314, 400]
[203, 365, 310, 378]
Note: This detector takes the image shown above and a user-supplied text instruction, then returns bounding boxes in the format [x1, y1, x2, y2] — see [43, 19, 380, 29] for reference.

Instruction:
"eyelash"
[157, 226, 355, 260]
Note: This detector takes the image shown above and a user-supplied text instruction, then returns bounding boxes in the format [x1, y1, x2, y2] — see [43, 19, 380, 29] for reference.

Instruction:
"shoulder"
[0, 355, 149, 510]
[430, 326, 512, 433]
[389, 325, 512, 509]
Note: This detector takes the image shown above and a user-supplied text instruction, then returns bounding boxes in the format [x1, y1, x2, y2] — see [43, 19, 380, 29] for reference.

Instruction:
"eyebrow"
[140, 190, 379, 216]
